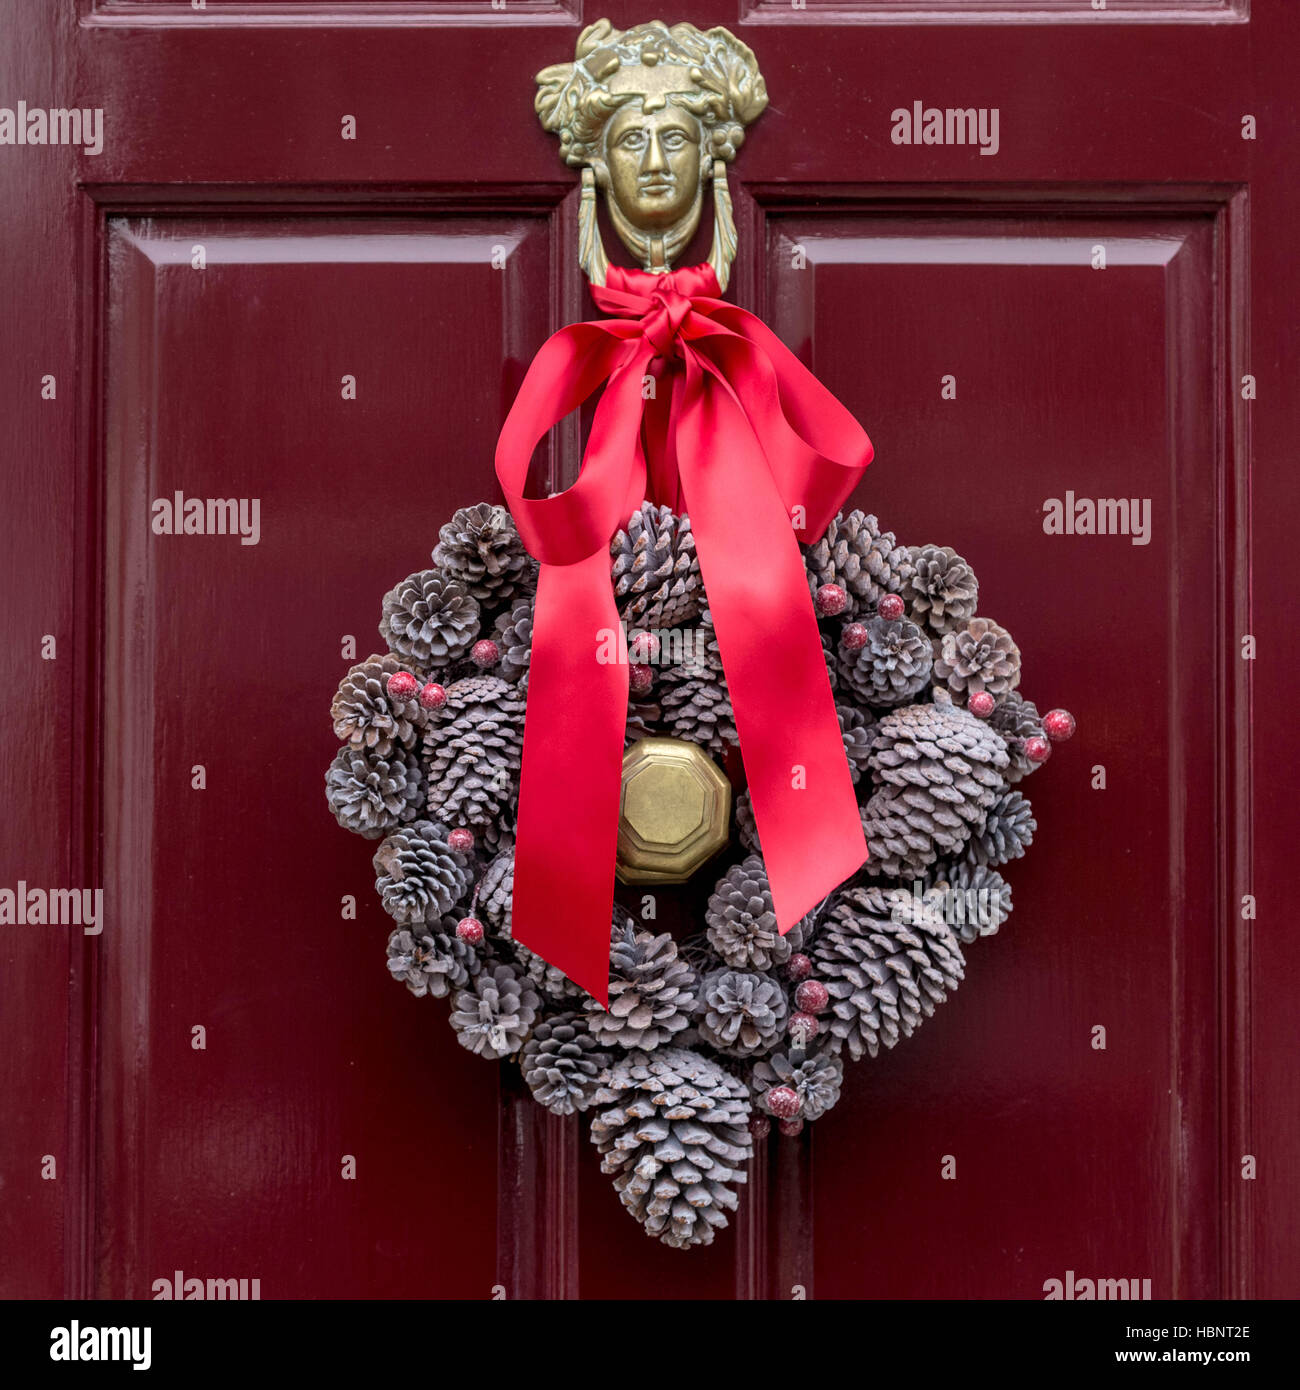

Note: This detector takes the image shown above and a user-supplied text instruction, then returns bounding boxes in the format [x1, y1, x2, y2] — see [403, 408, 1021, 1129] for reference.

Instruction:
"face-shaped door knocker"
[535, 19, 768, 290]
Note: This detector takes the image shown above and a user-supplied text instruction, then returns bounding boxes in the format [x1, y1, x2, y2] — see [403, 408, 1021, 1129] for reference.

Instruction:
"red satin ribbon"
[494, 262, 872, 1005]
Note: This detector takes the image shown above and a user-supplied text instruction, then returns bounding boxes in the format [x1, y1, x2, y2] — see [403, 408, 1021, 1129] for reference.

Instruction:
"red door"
[2, 0, 1295, 1301]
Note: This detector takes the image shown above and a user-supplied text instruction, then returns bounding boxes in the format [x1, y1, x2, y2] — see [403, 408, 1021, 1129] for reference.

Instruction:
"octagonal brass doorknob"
[616, 737, 732, 885]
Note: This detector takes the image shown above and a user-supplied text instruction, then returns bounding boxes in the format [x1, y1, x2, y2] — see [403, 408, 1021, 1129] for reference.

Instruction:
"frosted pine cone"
[386, 922, 480, 999]
[901, 544, 979, 636]
[967, 789, 1036, 867]
[589, 1047, 753, 1249]
[331, 652, 423, 757]
[423, 676, 525, 827]
[379, 569, 480, 670]
[838, 704, 874, 783]
[837, 616, 933, 708]
[813, 885, 965, 1060]
[734, 789, 759, 855]
[933, 617, 1022, 700]
[660, 675, 736, 756]
[610, 503, 703, 629]
[433, 503, 536, 605]
[697, 969, 789, 1057]
[706, 855, 807, 971]
[990, 691, 1046, 784]
[803, 510, 913, 617]
[928, 860, 1012, 942]
[372, 820, 474, 923]
[520, 1012, 612, 1116]
[585, 917, 697, 1050]
[325, 743, 424, 840]
[448, 962, 541, 1059]
[752, 1050, 843, 1122]
[492, 598, 533, 689]
[475, 849, 585, 1001]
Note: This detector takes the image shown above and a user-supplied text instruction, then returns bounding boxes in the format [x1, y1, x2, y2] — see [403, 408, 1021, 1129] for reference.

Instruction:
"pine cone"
[928, 860, 1012, 942]
[372, 820, 474, 923]
[706, 855, 808, 971]
[610, 503, 703, 629]
[821, 630, 840, 694]
[837, 616, 933, 708]
[933, 617, 1022, 700]
[520, 1012, 612, 1116]
[476, 849, 586, 1002]
[734, 789, 759, 855]
[838, 704, 874, 784]
[386, 922, 481, 999]
[812, 885, 964, 1060]
[448, 962, 541, 1059]
[379, 569, 480, 670]
[697, 969, 789, 1057]
[990, 691, 1046, 784]
[330, 652, 423, 756]
[803, 510, 913, 616]
[967, 789, 1036, 867]
[433, 503, 536, 605]
[902, 544, 979, 635]
[325, 743, 424, 840]
[491, 597, 533, 689]
[589, 1047, 753, 1249]
[585, 917, 697, 1050]
[659, 674, 736, 756]
[625, 700, 663, 744]
[860, 784, 950, 879]
[423, 676, 525, 828]
[752, 1050, 843, 1122]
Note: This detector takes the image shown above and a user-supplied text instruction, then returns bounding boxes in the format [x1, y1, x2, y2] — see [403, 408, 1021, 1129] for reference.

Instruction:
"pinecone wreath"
[324, 500, 1076, 1250]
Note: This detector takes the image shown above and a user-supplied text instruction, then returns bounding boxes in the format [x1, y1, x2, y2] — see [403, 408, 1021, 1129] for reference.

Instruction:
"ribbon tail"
[674, 365, 867, 931]
[509, 555, 625, 1006]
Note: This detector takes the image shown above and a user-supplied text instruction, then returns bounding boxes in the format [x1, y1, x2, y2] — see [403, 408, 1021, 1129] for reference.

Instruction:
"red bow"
[495, 263, 872, 1004]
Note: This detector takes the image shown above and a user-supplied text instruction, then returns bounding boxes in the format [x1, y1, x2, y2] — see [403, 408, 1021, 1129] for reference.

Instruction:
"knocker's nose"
[643, 286, 693, 358]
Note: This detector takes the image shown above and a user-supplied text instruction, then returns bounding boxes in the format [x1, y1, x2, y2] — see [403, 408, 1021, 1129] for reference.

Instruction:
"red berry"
[789, 1011, 820, 1043]
[778, 1117, 805, 1138]
[456, 916, 484, 945]
[815, 583, 849, 617]
[877, 593, 905, 622]
[471, 639, 500, 669]
[628, 663, 655, 696]
[1043, 708, 1076, 742]
[418, 682, 447, 712]
[841, 622, 869, 653]
[1024, 735, 1052, 764]
[447, 828, 475, 853]
[628, 631, 660, 664]
[766, 1085, 801, 1120]
[749, 1115, 772, 1140]
[794, 979, 829, 1014]
[968, 690, 995, 719]
[787, 953, 813, 983]
[386, 670, 419, 701]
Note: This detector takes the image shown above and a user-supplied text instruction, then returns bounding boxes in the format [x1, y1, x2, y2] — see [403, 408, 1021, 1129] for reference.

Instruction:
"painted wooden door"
[2, 0, 1294, 1300]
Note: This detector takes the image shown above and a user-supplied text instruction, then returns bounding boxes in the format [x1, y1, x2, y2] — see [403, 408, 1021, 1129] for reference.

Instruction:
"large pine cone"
[697, 969, 789, 1057]
[706, 855, 808, 971]
[861, 698, 1010, 874]
[589, 1047, 753, 1249]
[584, 917, 697, 1050]
[448, 962, 541, 1059]
[803, 510, 913, 616]
[379, 569, 480, 670]
[423, 676, 525, 828]
[659, 674, 736, 756]
[837, 616, 933, 708]
[330, 652, 423, 757]
[901, 544, 979, 635]
[933, 617, 1022, 700]
[610, 503, 703, 630]
[967, 789, 1036, 867]
[928, 860, 1012, 942]
[325, 743, 424, 840]
[812, 885, 965, 1060]
[752, 1049, 844, 1122]
[491, 597, 533, 689]
[990, 691, 1046, 785]
[372, 820, 473, 924]
[386, 922, 481, 999]
[520, 1012, 612, 1116]
[433, 503, 536, 605]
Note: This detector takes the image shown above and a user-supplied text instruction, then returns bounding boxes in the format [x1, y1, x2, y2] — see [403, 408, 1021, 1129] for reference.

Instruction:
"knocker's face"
[604, 103, 703, 232]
